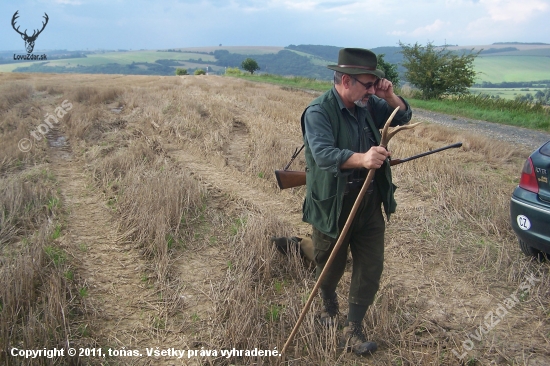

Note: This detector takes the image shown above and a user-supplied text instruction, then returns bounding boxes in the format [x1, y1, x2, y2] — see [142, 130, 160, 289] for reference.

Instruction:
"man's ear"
[342, 74, 355, 90]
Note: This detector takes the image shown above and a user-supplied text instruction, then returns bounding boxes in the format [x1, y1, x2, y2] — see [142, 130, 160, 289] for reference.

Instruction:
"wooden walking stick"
[281, 106, 420, 355]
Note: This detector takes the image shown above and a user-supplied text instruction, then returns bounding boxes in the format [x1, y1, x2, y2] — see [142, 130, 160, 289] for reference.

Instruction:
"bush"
[400, 42, 479, 99]
[194, 69, 206, 75]
[225, 67, 243, 76]
[175, 68, 188, 76]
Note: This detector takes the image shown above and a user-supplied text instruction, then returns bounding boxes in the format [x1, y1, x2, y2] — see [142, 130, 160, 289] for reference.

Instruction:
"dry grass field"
[0, 72, 549, 366]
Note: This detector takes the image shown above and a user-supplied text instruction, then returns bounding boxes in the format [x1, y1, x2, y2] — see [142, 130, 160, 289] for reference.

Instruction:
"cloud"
[389, 30, 407, 36]
[2, 0, 549, 51]
[481, 0, 548, 22]
[54, 0, 83, 4]
[411, 19, 446, 36]
[264, 0, 381, 14]
[462, 0, 549, 42]
[280, 0, 318, 11]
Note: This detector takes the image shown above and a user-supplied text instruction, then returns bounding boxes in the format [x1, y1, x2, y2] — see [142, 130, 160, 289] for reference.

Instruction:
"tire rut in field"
[51, 153, 160, 354]
[167, 142, 309, 236]
[223, 118, 249, 172]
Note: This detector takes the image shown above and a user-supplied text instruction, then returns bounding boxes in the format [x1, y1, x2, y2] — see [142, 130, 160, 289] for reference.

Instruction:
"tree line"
[474, 81, 550, 88]
[515, 89, 550, 105]
[213, 49, 333, 80]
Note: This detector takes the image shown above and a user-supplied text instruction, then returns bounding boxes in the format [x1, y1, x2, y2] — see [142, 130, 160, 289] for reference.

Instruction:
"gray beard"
[354, 99, 369, 108]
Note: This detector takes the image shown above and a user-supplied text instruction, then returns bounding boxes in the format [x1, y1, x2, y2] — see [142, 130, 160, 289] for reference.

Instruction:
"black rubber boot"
[340, 321, 377, 356]
[271, 236, 304, 257]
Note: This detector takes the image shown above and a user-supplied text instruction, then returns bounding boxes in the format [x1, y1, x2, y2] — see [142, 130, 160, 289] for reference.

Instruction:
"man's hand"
[341, 146, 391, 170]
[362, 146, 391, 169]
[374, 79, 406, 111]
[374, 78, 395, 100]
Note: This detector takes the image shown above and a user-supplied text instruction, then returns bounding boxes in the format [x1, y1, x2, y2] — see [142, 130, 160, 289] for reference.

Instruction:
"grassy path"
[54, 158, 159, 357]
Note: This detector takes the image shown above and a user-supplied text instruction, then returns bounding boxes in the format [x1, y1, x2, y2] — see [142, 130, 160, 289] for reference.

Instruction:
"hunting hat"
[327, 48, 385, 78]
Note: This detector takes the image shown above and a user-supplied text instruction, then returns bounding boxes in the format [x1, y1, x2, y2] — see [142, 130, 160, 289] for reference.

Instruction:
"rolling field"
[474, 56, 550, 84]
[285, 49, 333, 66]
[0, 73, 549, 365]
[50, 51, 217, 67]
[470, 87, 548, 100]
[0, 51, 219, 72]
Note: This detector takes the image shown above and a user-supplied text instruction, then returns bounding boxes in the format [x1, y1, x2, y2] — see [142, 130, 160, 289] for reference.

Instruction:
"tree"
[194, 69, 206, 75]
[376, 54, 399, 87]
[175, 68, 187, 76]
[241, 58, 260, 74]
[399, 42, 479, 99]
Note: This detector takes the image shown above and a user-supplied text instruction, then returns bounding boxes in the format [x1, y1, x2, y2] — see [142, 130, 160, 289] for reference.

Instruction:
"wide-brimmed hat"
[327, 48, 385, 78]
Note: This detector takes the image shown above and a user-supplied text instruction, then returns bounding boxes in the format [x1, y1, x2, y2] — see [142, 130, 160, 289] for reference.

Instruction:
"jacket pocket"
[308, 193, 337, 236]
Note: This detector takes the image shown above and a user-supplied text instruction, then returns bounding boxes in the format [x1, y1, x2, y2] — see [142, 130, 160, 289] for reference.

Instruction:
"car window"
[540, 141, 550, 157]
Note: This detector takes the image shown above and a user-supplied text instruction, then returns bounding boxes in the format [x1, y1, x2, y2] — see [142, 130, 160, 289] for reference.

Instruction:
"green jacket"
[301, 87, 412, 238]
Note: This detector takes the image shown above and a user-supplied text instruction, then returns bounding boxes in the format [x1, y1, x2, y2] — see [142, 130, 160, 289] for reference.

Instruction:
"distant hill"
[1, 43, 550, 84]
[286, 44, 340, 62]
[493, 42, 549, 45]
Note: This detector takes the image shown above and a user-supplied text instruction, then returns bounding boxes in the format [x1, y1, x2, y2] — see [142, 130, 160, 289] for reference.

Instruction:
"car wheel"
[518, 239, 548, 261]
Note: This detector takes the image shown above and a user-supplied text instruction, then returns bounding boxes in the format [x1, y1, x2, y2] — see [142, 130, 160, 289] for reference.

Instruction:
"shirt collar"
[331, 86, 348, 112]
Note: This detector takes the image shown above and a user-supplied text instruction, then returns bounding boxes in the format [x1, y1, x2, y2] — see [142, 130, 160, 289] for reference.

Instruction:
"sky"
[1, 0, 549, 52]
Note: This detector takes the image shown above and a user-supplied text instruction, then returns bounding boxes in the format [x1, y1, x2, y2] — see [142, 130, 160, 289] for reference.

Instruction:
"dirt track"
[413, 108, 550, 150]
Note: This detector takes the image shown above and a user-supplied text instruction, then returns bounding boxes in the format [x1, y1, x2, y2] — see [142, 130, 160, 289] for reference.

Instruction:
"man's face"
[348, 74, 379, 108]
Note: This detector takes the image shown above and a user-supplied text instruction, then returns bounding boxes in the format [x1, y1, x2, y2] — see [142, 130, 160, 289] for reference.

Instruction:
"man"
[301, 48, 412, 355]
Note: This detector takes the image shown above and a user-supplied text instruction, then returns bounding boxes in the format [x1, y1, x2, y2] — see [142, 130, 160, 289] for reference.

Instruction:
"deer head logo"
[12, 11, 49, 54]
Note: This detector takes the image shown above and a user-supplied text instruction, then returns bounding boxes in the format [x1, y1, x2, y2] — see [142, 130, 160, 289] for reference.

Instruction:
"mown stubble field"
[0, 73, 549, 365]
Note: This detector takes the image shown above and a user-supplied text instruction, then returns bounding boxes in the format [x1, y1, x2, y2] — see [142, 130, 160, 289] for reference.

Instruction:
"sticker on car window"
[517, 215, 531, 230]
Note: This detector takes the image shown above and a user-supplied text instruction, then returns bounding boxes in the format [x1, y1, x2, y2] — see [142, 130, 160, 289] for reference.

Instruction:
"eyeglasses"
[350, 76, 380, 90]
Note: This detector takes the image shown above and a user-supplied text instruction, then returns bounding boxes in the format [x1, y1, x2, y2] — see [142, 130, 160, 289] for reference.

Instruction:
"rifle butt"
[275, 170, 306, 190]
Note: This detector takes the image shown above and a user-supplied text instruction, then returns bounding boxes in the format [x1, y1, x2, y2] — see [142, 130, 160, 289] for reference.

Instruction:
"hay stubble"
[1, 72, 548, 365]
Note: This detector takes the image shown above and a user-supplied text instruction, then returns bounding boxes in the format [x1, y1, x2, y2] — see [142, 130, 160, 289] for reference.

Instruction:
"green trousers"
[312, 186, 385, 307]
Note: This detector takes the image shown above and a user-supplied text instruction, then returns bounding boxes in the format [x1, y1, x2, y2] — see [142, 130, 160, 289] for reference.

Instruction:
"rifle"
[274, 142, 463, 190]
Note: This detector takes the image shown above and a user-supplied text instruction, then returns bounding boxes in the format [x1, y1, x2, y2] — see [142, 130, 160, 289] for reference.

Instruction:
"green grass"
[47, 196, 60, 211]
[266, 304, 283, 322]
[273, 279, 287, 294]
[229, 217, 247, 236]
[50, 224, 62, 240]
[409, 94, 550, 131]
[44, 245, 66, 267]
[226, 72, 332, 92]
